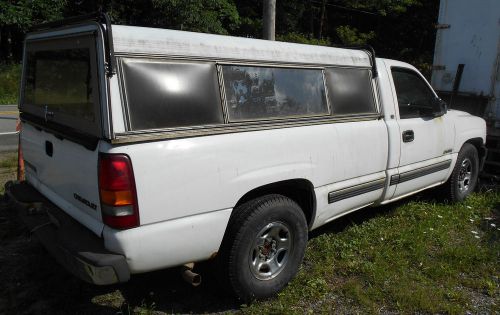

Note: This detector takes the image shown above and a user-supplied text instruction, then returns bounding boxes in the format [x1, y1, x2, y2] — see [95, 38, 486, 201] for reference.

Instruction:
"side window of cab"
[391, 68, 441, 119]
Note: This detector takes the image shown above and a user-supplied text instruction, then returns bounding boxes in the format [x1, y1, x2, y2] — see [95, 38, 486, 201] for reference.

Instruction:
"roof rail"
[31, 11, 116, 77]
[332, 44, 378, 78]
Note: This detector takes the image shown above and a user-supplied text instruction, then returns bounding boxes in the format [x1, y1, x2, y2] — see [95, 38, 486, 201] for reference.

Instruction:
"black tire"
[444, 143, 479, 202]
[218, 194, 308, 302]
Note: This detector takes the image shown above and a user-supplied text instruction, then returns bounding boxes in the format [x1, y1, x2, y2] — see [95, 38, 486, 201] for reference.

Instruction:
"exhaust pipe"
[181, 263, 201, 287]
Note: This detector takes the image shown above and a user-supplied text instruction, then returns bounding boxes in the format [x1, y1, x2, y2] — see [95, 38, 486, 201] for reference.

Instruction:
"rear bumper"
[3, 181, 130, 285]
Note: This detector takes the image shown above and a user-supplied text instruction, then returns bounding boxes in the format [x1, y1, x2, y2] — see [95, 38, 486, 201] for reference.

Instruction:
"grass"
[0, 152, 17, 194]
[243, 192, 500, 314]
[0, 63, 21, 105]
[0, 154, 17, 169]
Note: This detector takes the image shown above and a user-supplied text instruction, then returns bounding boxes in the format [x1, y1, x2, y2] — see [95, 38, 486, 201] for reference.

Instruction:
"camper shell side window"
[324, 67, 377, 116]
[120, 58, 224, 131]
[118, 58, 379, 133]
[220, 65, 329, 122]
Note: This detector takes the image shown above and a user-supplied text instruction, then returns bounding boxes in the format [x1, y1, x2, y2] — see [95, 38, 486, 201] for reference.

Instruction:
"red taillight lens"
[98, 154, 139, 229]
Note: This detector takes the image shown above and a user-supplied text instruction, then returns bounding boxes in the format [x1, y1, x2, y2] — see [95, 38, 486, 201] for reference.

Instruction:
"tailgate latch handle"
[45, 141, 53, 157]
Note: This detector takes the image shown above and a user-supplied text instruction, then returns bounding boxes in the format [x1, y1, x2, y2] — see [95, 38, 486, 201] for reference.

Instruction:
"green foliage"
[335, 25, 375, 45]
[338, 0, 422, 16]
[103, 0, 240, 35]
[0, 0, 67, 61]
[0, 63, 21, 104]
[0, 0, 439, 74]
[277, 33, 331, 46]
[243, 192, 500, 314]
[150, 0, 240, 34]
[0, 0, 66, 29]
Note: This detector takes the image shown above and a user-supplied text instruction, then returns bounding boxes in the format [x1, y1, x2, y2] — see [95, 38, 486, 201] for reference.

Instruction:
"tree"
[0, 0, 66, 61]
[0, 0, 440, 74]
[150, 0, 240, 34]
[67, 0, 240, 35]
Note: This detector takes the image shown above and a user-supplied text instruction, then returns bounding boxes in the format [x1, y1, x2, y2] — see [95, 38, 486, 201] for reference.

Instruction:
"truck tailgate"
[22, 123, 104, 235]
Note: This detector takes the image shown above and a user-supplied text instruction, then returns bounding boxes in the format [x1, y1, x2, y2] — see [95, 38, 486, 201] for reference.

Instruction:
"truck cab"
[378, 58, 486, 203]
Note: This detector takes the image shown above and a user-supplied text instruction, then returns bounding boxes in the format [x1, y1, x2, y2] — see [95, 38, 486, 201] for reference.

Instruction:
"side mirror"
[433, 97, 447, 117]
[439, 98, 448, 113]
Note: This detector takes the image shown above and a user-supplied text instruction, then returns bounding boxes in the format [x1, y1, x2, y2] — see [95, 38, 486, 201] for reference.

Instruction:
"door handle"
[402, 130, 414, 142]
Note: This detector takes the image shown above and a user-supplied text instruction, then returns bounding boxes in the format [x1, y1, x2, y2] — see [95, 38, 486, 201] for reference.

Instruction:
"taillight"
[98, 153, 139, 229]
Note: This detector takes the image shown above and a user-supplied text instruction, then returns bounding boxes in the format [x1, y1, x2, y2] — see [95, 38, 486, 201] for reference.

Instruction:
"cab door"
[386, 62, 454, 199]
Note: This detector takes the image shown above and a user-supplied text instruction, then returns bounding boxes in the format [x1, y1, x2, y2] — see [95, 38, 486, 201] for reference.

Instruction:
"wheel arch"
[464, 137, 487, 170]
[233, 179, 317, 230]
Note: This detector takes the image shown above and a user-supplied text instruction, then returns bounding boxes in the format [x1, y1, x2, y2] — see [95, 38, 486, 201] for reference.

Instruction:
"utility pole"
[318, 0, 327, 39]
[263, 0, 276, 40]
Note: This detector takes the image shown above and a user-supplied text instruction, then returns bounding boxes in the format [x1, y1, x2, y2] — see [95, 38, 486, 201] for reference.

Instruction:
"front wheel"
[218, 194, 308, 302]
[444, 143, 479, 202]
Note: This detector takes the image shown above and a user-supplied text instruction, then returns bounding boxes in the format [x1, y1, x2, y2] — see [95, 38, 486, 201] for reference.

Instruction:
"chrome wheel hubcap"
[458, 158, 472, 192]
[249, 222, 292, 280]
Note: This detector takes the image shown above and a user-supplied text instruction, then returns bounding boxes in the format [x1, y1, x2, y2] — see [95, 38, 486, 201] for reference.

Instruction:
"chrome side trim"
[390, 160, 452, 186]
[328, 178, 385, 204]
[111, 114, 381, 144]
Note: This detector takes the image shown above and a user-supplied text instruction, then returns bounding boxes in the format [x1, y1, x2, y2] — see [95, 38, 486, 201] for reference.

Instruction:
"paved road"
[0, 105, 19, 152]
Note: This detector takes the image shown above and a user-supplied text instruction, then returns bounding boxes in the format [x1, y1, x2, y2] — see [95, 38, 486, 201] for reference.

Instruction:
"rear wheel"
[219, 194, 308, 302]
[444, 143, 479, 202]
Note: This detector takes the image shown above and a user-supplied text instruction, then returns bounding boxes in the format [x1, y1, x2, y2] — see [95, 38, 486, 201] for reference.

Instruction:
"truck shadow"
[311, 178, 498, 239]
[116, 265, 239, 314]
[309, 189, 436, 239]
[1, 236, 240, 315]
[0, 201, 239, 314]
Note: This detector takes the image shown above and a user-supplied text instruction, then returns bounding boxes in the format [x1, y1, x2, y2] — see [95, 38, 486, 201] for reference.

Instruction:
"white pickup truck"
[4, 13, 487, 301]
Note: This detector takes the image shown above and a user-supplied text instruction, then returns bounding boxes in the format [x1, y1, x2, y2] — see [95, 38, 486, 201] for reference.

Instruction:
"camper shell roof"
[111, 25, 372, 68]
[29, 12, 376, 75]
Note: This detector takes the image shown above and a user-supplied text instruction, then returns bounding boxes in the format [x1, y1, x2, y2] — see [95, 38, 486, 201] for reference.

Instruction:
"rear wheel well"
[465, 138, 486, 164]
[234, 179, 316, 229]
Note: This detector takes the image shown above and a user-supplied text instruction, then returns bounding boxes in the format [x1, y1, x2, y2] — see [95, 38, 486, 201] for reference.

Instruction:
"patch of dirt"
[0, 201, 239, 314]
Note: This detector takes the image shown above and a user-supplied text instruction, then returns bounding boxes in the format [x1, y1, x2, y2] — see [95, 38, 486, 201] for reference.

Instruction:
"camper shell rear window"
[21, 32, 102, 137]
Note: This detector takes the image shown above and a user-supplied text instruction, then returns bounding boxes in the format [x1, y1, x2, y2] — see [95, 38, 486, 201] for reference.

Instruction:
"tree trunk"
[0, 26, 12, 63]
[309, 0, 315, 39]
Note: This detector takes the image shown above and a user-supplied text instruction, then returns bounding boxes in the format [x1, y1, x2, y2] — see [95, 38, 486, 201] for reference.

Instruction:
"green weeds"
[0, 153, 17, 194]
[244, 193, 499, 314]
[0, 63, 21, 105]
